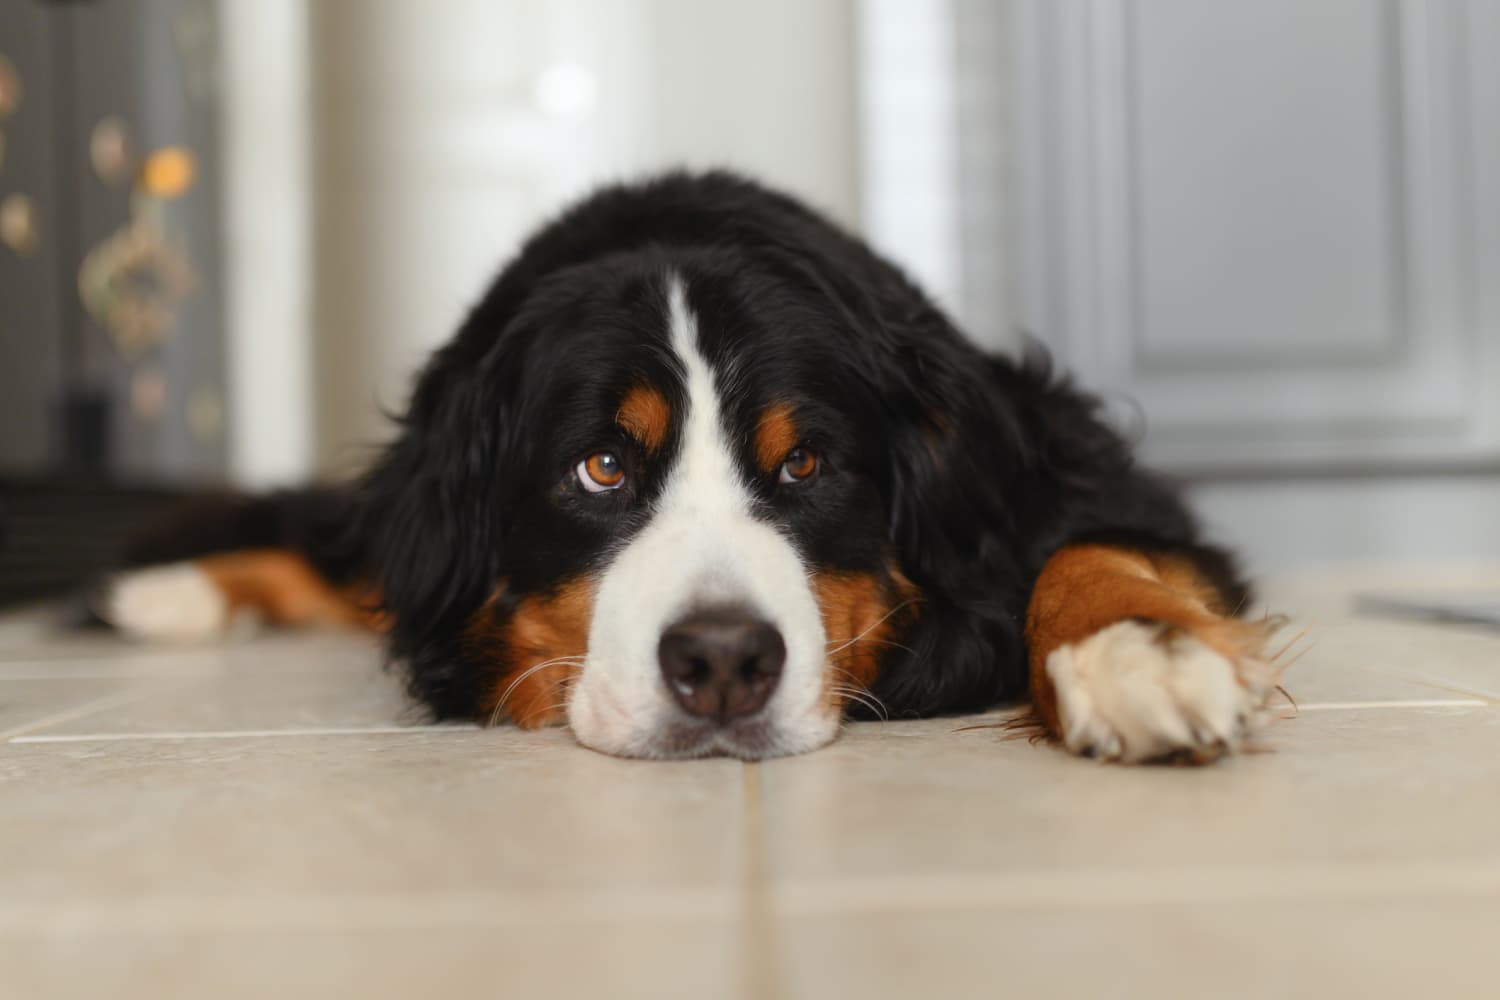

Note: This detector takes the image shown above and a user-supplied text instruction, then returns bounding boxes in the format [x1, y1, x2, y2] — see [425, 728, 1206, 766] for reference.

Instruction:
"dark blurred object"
[61, 388, 110, 468]
[0, 0, 225, 482]
[1356, 592, 1500, 631]
[0, 475, 193, 609]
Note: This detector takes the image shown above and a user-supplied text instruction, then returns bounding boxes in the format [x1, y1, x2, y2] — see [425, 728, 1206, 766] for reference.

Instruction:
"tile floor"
[2, 568, 1499, 999]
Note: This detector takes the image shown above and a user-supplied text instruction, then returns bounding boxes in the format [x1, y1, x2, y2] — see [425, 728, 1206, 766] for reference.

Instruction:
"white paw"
[100, 563, 233, 642]
[1047, 620, 1270, 763]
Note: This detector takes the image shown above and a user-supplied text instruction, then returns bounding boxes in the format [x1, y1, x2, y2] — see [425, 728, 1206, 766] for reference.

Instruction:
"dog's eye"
[576, 451, 626, 493]
[778, 446, 819, 484]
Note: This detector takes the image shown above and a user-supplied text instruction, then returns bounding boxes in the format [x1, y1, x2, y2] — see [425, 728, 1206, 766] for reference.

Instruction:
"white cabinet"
[1014, 0, 1500, 473]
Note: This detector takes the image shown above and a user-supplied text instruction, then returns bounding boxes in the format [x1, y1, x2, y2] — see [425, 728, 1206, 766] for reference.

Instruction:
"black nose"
[658, 608, 785, 723]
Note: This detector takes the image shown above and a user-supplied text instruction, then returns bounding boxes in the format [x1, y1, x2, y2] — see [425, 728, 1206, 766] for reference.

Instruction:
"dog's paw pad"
[99, 563, 233, 642]
[1046, 620, 1271, 763]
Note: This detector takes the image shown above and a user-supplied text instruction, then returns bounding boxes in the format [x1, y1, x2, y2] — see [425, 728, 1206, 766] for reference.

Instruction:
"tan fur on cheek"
[814, 566, 920, 713]
[755, 402, 800, 474]
[617, 385, 671, 455]
[470, 578, 597, 729]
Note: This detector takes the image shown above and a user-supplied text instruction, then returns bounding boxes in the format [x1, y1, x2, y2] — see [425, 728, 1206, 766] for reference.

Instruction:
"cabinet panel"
[1015, 0, 1500, 471]
[1134, 0, 1401, 362]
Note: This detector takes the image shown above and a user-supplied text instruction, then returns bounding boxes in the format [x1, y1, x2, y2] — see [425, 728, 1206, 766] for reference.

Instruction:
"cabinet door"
[1014, 0, 1500, 472]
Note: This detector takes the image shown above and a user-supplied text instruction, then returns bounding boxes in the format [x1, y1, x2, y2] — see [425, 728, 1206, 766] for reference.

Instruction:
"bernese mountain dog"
[103, 171, 1286, 763]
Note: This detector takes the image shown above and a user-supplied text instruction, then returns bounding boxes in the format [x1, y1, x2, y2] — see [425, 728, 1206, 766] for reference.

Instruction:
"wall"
[294, 0, 859, 477]
[219, 0, 314, 489]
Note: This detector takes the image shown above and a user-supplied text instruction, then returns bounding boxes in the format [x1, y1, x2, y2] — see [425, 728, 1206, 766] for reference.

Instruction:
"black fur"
[127, 171, 1247, 723]
[122, 487, 362, 583]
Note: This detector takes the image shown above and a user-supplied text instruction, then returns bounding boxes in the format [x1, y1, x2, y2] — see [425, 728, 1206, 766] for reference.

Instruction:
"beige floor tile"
[1363, 625, 1500, 700]
[0, 678, 143, 739]
[0, 730, 748, 903]
[3, 576, 1498, 999]
[770, 896, 1500, 1000]
[0, 631, 382, 678]
[1262, 568, 1500, 701]
[3, 917, 745, 1000]
[757, 706, 1500, 887]
[1289, 618, 1500, 702]
[1273, 621, 1492, 706]
[1260, 563, 1500, 621]
[21, 665, 429, 736]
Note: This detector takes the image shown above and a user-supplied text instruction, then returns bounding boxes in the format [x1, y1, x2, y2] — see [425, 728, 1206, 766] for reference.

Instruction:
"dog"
[104, 171, 1285, 762]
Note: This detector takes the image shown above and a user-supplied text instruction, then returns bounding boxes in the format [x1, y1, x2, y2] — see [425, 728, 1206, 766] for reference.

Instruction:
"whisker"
[827, 663, 881, 689]
[522, 668, 584, 724]
[488, 655, 587, 726]
[1267, 626, 1311, 665]
[824, 664, 892, 720]
[827, 683, 889, 721]
[840, 635, 914, 655]
[825, 598, 918, 657]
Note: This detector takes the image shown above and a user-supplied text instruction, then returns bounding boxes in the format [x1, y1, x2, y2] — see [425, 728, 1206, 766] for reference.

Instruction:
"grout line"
[0, 887, 737, 936]
[0, 665, 381, 680]
[1354, 664, 1500, 704]
[1292, 698, 1489, 712]
[769, 861, 1500, 914]
[740, 762, 781, 1000]
[1386, 672, 1500, 704]
[9, 723, 482, 744]
[0, 690, 147, 742]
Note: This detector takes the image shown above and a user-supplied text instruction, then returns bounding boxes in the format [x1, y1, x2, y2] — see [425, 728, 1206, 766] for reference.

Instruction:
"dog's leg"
[1025, 543, 1283, 763]
[103, 549, 383, 641]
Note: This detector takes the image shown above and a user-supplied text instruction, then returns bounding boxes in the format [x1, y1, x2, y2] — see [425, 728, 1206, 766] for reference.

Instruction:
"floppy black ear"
[776, 242, 1030, 584]
[354, 333, 519, 714]
[768, 237, 1043, 713]
[867, 313, 1047, 713]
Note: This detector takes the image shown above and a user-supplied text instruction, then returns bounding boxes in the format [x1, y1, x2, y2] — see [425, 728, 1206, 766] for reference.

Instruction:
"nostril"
[658, 608, 785, 723]
[741, 623, 785, 682]
[667, 656, 712, 695]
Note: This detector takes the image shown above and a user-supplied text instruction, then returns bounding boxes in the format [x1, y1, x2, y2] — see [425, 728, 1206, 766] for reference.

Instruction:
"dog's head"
[360, 173, 1033, 758]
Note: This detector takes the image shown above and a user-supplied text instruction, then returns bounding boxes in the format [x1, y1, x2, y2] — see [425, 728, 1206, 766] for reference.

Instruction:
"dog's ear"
[870, 303, 1043, 711]
[781, 246, 1031, 582]
[882, 328, 1028, 580]
[355, 334, 518, 656]
[777, 242, 1041, 710]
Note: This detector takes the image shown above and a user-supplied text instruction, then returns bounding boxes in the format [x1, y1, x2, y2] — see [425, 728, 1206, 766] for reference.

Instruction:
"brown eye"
[778, 446, 818, 484]
[577, 451, 625, 493]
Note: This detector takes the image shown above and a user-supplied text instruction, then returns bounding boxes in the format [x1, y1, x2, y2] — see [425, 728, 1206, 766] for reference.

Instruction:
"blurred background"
[1, 0, 1498, 604]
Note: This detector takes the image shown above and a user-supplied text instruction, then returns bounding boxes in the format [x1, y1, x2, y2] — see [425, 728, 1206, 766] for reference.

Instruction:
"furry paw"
[1046, 620, 1277, 763]
[99, 563, 234, 642]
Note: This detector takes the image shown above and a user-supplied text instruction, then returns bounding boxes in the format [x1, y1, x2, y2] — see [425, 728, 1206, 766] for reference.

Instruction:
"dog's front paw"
[99, 563, 233, 642]
[1045, 619, 1276, 763]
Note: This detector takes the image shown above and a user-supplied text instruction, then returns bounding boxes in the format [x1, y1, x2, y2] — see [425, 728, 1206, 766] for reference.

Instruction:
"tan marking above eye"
[617, 384, 671, 454]
[755, 401, 800, 474]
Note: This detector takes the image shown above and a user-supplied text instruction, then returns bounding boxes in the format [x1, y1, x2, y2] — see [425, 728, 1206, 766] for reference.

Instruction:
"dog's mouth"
[565, 667, 843, 760]
[643, 717, 782, 760]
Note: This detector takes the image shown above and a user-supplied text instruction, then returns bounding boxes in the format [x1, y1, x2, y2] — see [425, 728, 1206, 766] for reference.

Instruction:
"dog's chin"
[652, 717, 841, 761]
[567, 695, 841, 761]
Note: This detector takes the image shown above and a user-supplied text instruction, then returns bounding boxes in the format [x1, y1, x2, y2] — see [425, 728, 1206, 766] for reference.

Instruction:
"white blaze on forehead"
[566, 274, 837, 759]
[659, 279, 752, 520]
